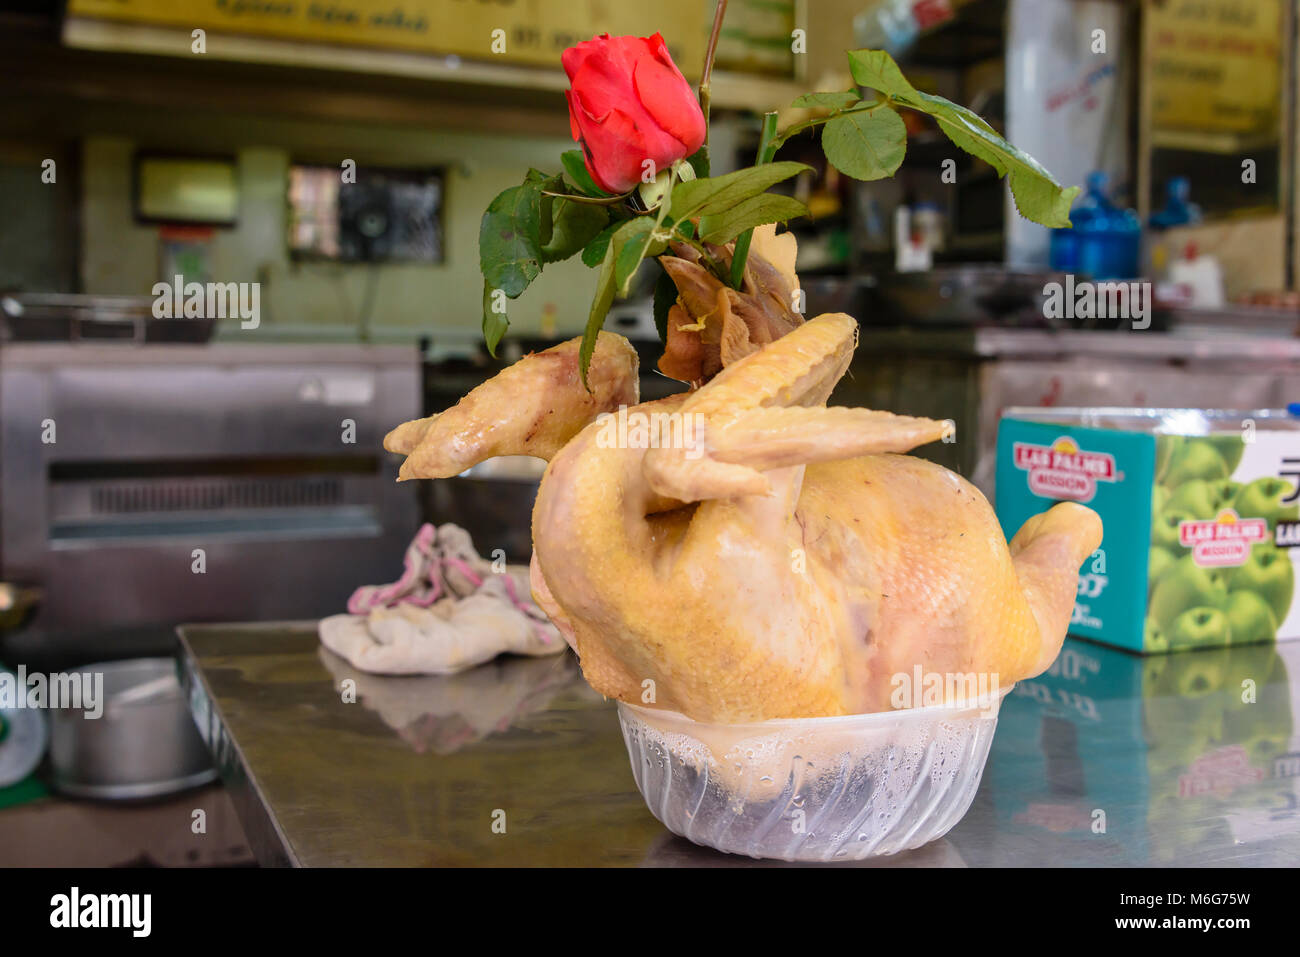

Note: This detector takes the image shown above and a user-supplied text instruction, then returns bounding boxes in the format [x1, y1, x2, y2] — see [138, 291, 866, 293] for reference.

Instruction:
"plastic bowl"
[617, 688, 1010, 862]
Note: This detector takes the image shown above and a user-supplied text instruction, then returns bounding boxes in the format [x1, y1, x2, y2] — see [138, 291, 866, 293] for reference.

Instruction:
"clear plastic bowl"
[617, 688, 1010, 862]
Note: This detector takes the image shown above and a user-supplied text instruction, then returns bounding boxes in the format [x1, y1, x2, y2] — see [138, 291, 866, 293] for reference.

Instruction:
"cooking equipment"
[48, 657, 215, 799]
[1, 292, 214, 343]
[0, 340, 420, 663]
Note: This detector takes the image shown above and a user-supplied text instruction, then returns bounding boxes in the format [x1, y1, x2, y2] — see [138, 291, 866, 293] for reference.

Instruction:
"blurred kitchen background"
[0, 0, 1297, 863]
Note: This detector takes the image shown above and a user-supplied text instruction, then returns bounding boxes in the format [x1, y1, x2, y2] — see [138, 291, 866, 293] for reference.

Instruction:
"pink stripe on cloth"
[343, 523, 555, 646]
[499, 571, 553, 645]
[442, 555, 484, 589]
[347, 523, 438, 614]
[446, 554, 552, 645]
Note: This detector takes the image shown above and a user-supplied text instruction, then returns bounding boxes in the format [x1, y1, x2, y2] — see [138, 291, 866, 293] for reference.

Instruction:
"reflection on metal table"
[176, 623, 1300, 866]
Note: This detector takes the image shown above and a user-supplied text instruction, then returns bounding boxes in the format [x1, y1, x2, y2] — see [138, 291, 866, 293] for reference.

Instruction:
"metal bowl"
[48, 657, 217, 800]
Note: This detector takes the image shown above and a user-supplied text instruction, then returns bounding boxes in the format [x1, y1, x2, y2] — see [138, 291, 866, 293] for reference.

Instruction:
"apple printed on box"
[997, 415, 1300, 655]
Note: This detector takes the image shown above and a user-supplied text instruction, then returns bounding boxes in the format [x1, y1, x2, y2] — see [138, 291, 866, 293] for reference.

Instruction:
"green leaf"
[580, 244, 618, 389]
[845, 49, 918, 100]
[561, 150, 609, 198]
[538, 194, 555, 248]
[913, 91, 1002, 138]
[686, 144, 710, 180]
[482, 282, 509, 357]
[652, 265, 677, 344]
[821, 108, 907, 181]
[581, 220, 621, 268]
[613, 218, 668, 296]
[842, 49, 1078, 227]
[579, 216, 673, 384]
[541, 197, 608, 264]
[524, 168, 560, 188]
[669, 161, 811, 223]
[791, 90, 861, 111]
[698, 194, 809, 244]
[914, 92, 1079, 227]
[479, 184, 543, 298]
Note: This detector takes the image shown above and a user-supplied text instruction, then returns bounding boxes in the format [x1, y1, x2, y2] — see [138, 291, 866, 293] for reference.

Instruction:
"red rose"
[562, 33, 706, 195]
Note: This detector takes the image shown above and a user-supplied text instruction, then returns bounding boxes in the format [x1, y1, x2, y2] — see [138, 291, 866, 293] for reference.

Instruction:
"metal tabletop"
[176, 623, 1300, 866]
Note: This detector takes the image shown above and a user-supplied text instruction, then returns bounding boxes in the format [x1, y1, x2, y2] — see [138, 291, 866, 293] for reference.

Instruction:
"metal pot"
[49, 657, 216, 800]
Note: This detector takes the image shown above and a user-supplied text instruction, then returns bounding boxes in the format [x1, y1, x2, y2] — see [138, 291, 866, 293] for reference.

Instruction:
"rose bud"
[562, 33, 707, 195]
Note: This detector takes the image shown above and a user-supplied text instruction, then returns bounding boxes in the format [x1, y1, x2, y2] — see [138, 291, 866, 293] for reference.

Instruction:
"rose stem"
[698, 0, 729, 142]
[729, 110, 779, 289]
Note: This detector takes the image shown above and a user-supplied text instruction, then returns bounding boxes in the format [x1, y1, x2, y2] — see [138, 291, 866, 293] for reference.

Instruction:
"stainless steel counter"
[177, 623, 1300, 866]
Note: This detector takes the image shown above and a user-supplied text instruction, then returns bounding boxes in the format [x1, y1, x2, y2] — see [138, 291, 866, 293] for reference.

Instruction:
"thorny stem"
[698, 0, 729, 145]
[729, 110, 780, 289]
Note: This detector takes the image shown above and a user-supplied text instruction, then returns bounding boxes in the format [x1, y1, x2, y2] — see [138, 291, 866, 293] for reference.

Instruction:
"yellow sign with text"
[66, 0, 708, 74]
[1145, 0, 1282, 135]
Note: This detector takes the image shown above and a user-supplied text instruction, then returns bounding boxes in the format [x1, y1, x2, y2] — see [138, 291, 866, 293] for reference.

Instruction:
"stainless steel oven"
[0, 341, 419, 664]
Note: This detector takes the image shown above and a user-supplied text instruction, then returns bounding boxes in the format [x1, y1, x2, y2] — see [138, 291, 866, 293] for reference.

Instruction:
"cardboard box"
[995, 409, 1300, 654]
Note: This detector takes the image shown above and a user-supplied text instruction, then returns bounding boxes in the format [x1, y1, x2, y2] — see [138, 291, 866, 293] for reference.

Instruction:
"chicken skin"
[386, 309, 1102, 723]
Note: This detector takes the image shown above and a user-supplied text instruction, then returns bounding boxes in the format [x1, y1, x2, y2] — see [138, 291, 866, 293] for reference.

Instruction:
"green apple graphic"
[1217, 478, 1242, 506]
[1230, 476, 1300, 529]
[1206, 433, 1246, 474]
[1151, 507, 1196, 554]
[1167, 606, 1233, 652]
[1226, 543, 1294, 624]
[1166, 478, 1238, 519]
[1144, 616, 1170, 654]
[1223, 589, 1278, 646]
[1149, 554, 1230, 629]
[1149, 547, 1178, 595]
[1152, 483, 1170, 518]
[1162, 438, 1229, 486]
[1155, 435, 1183, 484]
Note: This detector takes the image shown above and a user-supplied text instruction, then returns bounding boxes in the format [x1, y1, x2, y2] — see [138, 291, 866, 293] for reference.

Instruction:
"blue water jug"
[1049, 171, 1141, 280]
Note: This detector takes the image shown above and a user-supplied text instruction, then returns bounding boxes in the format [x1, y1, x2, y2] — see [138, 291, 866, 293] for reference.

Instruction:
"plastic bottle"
[1149, 177, 1202, 230]
[1167, 242, 1224, 309]
[1049, 171, 1141, 280]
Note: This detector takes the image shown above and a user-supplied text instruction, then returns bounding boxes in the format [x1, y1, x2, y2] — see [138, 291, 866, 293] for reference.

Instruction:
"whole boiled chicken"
[387, 233, 1102, 723]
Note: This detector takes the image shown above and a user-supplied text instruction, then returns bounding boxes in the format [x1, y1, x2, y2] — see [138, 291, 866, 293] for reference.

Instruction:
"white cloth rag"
[318, 523, 563, 675]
